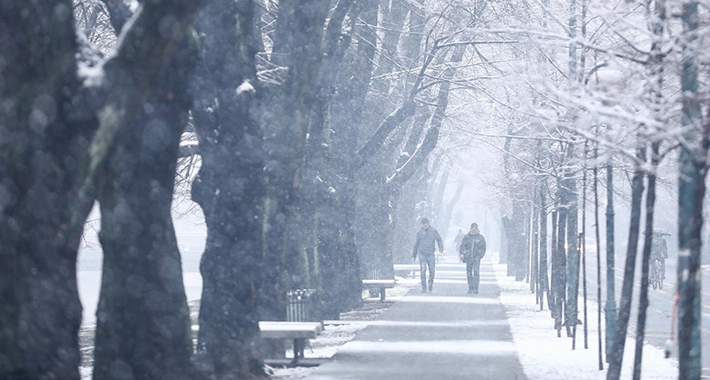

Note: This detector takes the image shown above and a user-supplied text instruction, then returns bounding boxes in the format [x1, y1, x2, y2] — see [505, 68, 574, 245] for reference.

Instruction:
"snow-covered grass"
[492, 256, 679, 380]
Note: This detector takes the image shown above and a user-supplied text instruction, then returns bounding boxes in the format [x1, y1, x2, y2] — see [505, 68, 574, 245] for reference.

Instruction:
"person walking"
[459, 223, 487, 294]
[412, 218, 444, 293]
[650, 231, 669, 280]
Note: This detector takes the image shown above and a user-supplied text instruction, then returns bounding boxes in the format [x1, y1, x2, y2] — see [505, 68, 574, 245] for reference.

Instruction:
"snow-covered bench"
[362, 279, 396, 301]
[191, 321, 323, 365]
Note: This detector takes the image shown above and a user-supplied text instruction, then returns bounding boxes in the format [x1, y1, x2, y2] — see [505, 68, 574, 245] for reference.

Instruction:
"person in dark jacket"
[412, 218, 444, 292]
[651, 233, 669, 280]
[459, 223, 487, 294]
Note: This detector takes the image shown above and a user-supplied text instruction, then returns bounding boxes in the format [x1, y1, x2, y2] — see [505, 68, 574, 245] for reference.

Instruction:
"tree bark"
[632, 142, 659, 380]
[372, 0, 409, 94]
[565, 143, 579, 339]
[94, 44, 196, 380]
[677, 0, 706, 374]
[632, 0, 666, 374]
[262, 0, 331, 321]
[606, 139, 646, 380]
[550, 208, 558, 319]
[605, 152, 617, 362]
[539, 181, 550, 311]
[0, 2, 94, 378]
[594, 140, 604, 370]
[1, 0, 204, 378]
[189, 0, 266, 377]
[554, 201, 567, 336]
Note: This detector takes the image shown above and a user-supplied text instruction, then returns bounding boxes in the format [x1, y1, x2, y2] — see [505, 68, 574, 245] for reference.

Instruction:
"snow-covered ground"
[492, 257, 679, 379]
[79, 258, 680, 380]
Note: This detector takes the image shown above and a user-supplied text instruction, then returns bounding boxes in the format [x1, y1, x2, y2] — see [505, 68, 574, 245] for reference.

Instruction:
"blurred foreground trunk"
[189, 0, 266, 377]
[94, 49, 195, 380]
[0, 2, 94, 378]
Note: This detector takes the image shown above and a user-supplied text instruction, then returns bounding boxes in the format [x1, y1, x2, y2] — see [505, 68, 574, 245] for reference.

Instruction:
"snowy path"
[306, 257, 526, 380]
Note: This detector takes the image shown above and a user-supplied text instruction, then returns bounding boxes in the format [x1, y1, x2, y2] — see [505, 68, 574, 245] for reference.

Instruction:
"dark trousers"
[466, 257, 481, 291]
[419, 253, 436, 289]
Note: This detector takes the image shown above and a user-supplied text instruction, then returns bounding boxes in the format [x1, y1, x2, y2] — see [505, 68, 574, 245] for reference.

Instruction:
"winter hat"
[421, 218, 430, 224]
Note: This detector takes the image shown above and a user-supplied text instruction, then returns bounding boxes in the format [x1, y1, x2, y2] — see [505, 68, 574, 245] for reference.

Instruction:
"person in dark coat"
[651, 233, 669, 280]
[459, 223, 487, 294]
[412, 218, 444, 292]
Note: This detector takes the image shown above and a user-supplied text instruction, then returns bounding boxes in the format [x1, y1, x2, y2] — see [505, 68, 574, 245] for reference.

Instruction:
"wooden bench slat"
[259, 321, 322, 339]
[393, 264, 420, 271]
[191, 322, 323, 340]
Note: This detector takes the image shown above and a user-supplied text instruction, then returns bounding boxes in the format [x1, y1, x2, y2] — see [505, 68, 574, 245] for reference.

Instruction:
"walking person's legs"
[466, 261, 474, 293]
[419, 255, 427, 292]
[473, 257, 481, 293]
[426, 254, 436, 291]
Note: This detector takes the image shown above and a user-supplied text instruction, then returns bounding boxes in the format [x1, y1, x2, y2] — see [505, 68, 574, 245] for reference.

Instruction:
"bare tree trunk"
[328, 0, 379, 311]
[607, 139, 646, 380]
[594, 140, 604, 370]
[0, 0, 204, 378]
[188, 0, 266, 377]
[554, 198, 568, 336]
[532, 205, 540, 296]
[550, 208, 558, 319]
[94, 48, 195, 380]
[539, 181, 550, 311]
[605, 152, 617, 362]
[565, 143, 579, 339]
[632, 142, 660, 380]
[262, 0, 331, 321]
[0, 3, 92, 378]
[372, 0, 409, 93]
[632, 0, 666, 374]
[677, 0, 706, 372]
[579, 141, 589, 350]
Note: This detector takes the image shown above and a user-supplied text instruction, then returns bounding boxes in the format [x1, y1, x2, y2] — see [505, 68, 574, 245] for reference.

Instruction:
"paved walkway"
[307, 257, 526, 380]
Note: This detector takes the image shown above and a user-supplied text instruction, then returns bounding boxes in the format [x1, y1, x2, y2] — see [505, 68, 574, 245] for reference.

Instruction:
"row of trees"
[1, 0, 487, 379]
[476, 0, 708, 377]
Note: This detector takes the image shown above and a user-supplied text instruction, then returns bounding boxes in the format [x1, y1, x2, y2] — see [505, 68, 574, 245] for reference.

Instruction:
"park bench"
[260, 321, 323, 364]
[362, 279, 396, 301]
[393, 263, 420, 278]
[191, 289, 324, 365]
[191, 321, 323, 365]
[363, 269, 396, 301]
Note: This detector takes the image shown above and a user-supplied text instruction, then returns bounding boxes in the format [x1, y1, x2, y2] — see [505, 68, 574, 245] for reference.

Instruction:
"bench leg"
[380, 287, 386, 301]
[292, 338, 302, 365]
